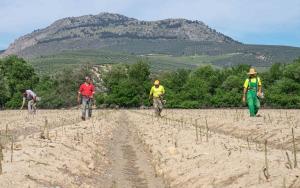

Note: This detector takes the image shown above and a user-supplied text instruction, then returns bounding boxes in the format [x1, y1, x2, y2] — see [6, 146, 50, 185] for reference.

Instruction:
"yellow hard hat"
[154, 80, 160, 85]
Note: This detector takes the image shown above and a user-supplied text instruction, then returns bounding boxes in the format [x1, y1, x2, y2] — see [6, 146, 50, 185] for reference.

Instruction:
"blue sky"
[0, 0, 300, 50]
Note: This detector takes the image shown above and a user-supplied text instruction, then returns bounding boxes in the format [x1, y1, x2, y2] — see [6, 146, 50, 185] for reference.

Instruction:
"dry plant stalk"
[40, 118, 47, 139]
[5, 124, 8, 142]
[264, 140, 270, 180]
[195, 119, 199, 142]
[283, 177, 286, 188]
[0, 143, 2, 175]
[55, 130, 58, 141]
[10, 136, 14, 163]
[0, 144, 3, 161]
[181, 117, 184, 129]
[268, 114, 272, 124]
[247, 137, 251, 150]
[285, 152, 292, 169]
[205, 117, 209, 142]
[292, 128, 298, 168]
[45, 118, 50, 140]
[199, 126, 202, 142]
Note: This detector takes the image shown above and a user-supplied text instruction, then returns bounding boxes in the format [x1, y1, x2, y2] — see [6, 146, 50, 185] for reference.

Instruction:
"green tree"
[179, 76, 210, 108]
[0, 69, 9, 108]
[35, 76, 63, 108]
[128, 59, 151, 105]
[101, 59, 151, 107]
[283, 61, 300, 82]
[35, 64, 93, 108]
[192, 66, 222, 95]
[103, 64, 128, 92]
[160, 69, 190, 108]
[0, 56, 39, 108]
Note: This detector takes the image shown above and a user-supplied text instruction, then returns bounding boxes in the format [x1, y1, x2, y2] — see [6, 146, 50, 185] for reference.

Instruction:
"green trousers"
[247, 90, 260, 117]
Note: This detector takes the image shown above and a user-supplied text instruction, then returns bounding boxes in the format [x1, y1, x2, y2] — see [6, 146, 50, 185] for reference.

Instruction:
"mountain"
[2, 13, 237, 57]
[1, 13, 300, 71]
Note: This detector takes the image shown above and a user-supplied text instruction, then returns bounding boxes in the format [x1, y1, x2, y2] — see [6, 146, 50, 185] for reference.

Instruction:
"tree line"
[1, 55, 300, 109]
[0, 56, 91, 109]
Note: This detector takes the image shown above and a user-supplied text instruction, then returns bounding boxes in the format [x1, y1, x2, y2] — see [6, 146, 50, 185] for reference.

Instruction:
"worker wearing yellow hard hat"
[242, 67, 263, 117]
[149, 80, 165, 116]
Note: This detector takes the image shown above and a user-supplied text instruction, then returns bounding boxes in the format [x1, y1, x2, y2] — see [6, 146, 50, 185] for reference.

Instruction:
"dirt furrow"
[98, 111, 165, 188]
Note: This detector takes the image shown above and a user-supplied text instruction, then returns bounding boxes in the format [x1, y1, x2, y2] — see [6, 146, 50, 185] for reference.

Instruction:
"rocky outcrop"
[2, 13, 238, 57]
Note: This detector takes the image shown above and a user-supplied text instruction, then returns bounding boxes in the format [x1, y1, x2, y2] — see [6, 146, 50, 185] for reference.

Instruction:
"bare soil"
[0, 110, 164, 188]
[1, 109, 300, 188]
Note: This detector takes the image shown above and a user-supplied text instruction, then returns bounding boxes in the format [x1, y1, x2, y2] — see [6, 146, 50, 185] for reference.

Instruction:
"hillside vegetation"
[27, 40, 300, 74]
[1, 55, 300, 109]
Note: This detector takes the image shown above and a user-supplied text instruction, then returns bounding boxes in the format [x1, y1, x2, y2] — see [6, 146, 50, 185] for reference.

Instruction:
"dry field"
[0, 109, 300, 188]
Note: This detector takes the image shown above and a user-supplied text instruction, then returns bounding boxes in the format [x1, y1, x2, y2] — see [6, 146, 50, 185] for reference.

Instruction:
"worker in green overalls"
[242, 68, 263, 117]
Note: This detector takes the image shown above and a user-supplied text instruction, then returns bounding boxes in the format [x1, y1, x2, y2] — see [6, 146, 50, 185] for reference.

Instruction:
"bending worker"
[20, 89, 37, 114]
[149, 80, 165, 116]
[242, 67, 263, 117]
[78, 76, 95, 120]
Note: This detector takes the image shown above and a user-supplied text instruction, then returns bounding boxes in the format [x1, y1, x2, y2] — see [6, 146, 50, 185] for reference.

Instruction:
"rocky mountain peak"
[2, 12, 238, 57]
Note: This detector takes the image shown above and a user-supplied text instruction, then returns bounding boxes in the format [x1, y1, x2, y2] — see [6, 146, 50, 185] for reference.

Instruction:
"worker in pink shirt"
[78, 76, 95, 120]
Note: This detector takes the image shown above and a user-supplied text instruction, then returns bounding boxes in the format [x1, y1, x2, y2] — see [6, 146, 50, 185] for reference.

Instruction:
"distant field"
[24, 39, 300, 74]
[28, 49, 277, 74]
[146, 54, 235, 70]
[29, 50, 221, 74]
[28, 50, 138, 74]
